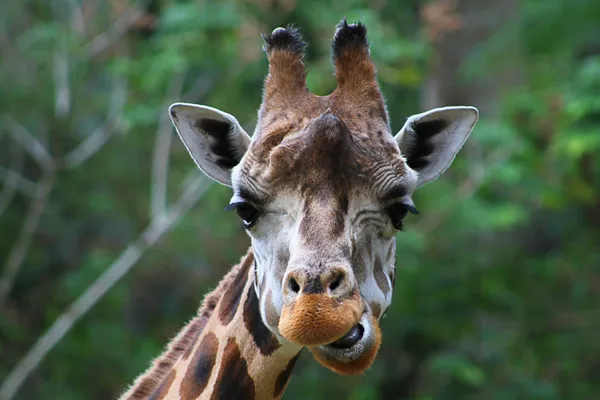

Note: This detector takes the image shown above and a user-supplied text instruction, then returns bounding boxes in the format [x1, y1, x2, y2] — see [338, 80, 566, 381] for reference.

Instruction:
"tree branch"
[83, 3, 145, 59]
[0, 174, 212, 400]
[53, 40, 70, 117]
[150, 73, 185, 217]
[66, 0, 85, 35]
[0, 143, 25, 218]
[63, 76, 128, 169]
[3, 114, 54, 169]
[0, 166, 36, 197]
[0, 168, 56, 303]
[182, 75, 213, 100]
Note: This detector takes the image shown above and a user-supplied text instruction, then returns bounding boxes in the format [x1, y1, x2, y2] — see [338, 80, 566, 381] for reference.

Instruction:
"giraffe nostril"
[288, 277, 300, 294]
[329, 274, 343, 291]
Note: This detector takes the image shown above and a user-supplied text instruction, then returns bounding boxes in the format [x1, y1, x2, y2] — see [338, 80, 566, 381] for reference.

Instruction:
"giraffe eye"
[386, 202, 419, 231]
[226, 202, 260, 228]
[237, 203, 259, 228]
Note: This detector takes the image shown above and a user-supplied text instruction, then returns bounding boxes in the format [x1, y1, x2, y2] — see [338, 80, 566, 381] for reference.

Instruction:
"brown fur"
[179, 332, 218, 398]
[273, 353, 300, 398]
[218, 253, 252, 325]
[210, 337, 256, 399]
[332, 37, 388, 125]
[147, 370, 175, 400]
[263, 48, 308, 108]
[242, 99, 403, 220]
[243, 282, 281, 356]
[278, 291, 363, 346]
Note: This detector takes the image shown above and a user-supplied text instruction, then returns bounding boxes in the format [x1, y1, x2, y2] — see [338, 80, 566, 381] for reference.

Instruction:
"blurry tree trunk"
[421, 0, 521, 116]
[379, 1, 521, 398]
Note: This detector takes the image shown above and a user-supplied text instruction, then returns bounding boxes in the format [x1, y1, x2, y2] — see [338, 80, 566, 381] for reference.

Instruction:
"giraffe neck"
[120, 250, 302, 400]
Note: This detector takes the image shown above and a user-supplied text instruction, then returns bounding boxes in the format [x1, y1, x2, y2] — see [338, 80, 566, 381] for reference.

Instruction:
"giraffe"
[120, 20, 479, 399]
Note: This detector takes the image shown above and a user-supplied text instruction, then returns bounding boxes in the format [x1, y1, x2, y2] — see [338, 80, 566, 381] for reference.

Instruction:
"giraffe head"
[169, 21, 478, 375]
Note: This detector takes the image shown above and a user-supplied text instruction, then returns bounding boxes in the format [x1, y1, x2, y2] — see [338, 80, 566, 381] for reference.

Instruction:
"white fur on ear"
[395, 106, 479, 187]
[169, 102, 251, 187]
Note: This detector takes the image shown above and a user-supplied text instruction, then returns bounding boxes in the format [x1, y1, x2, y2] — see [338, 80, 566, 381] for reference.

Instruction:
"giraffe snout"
[278, 266, 363, 346]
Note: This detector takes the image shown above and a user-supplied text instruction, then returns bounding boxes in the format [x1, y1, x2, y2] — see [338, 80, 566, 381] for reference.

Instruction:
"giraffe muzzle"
[279, 266, 363, 346]
[278, 290, 363, 346]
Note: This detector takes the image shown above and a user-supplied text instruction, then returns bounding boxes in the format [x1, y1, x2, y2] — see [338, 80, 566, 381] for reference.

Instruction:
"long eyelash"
[224, 202, 245, 211]
[405, 204, 420, 215]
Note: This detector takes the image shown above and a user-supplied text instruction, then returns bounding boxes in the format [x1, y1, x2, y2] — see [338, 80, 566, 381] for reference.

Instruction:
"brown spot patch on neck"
[243, 281, 281, 356]
[218, 252, 253, 325]
[180, 332, 219, 399]
[210, 337, 256, 400]
[273, 352, 300, 398]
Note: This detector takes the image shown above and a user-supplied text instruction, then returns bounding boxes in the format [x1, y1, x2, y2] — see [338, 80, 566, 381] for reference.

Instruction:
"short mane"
[119, 251, 253, 399]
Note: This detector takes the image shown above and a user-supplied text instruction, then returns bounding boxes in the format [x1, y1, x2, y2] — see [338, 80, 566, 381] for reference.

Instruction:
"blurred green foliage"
[1, 0, 600, 399]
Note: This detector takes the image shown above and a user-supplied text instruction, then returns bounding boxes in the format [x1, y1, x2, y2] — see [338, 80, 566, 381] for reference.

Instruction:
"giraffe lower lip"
[327, 324, 364, 349]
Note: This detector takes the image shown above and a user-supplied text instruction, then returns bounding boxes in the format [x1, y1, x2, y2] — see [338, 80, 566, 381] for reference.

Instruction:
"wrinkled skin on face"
[169, 20, 478, 375]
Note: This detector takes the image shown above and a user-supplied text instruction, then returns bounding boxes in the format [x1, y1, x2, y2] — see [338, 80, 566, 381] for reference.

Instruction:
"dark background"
[1, 0, 600, 399]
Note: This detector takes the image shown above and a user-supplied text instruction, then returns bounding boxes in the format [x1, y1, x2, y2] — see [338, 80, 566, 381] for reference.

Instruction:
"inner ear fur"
[395, 106, 479, 187]
[169, 102, 251, 187]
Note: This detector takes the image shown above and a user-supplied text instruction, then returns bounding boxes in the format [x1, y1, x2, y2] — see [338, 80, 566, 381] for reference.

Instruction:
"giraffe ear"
[395, 106, 479, 187]
[169, 102, 251, 187]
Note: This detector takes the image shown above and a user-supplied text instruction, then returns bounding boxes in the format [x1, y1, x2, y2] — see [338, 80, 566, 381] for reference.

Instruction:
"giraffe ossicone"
[121, 20, 478, 399]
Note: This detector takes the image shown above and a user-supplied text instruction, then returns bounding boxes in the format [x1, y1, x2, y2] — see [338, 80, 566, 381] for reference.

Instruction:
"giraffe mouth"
[327, 323, 364, 349]
[309, 312, 382, 375]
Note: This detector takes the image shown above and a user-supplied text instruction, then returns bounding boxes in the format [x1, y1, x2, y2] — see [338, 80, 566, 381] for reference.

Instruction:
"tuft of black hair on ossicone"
[262, 24, 307, 55]
[331, 18, 368, 59]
